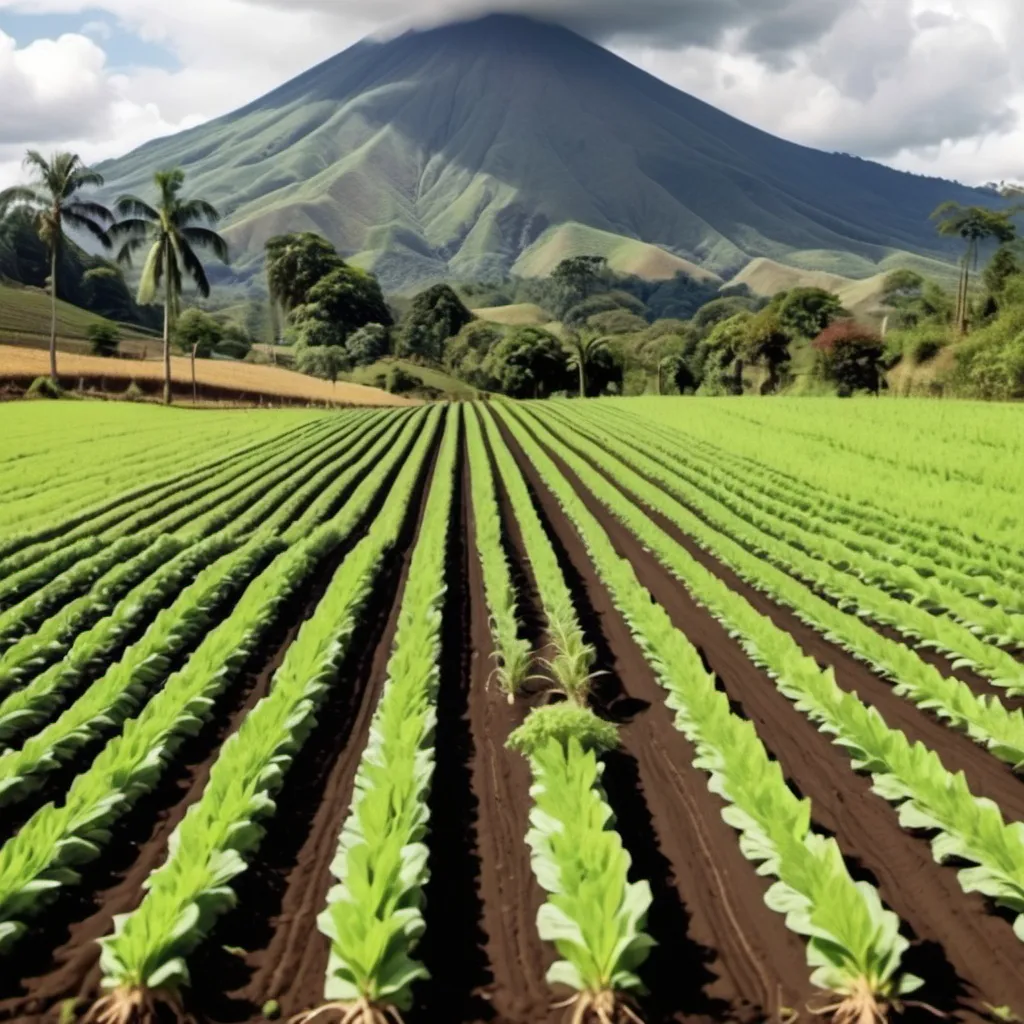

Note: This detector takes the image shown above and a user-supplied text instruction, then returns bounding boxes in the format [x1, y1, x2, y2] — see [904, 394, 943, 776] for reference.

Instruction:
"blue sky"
[0, 9, 179, 71]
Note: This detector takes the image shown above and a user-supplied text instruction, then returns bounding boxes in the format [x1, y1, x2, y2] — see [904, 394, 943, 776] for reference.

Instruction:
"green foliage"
[812, 320, 886, 396]
[386, 365, 420, 394]
[397, 283, 474, 362]
[983, 245, 1021, 298]
[86, 322, 121, 358]
[289, 265, 392, 351]
[771, 287, 847, 339]
[264, 232, 345, 313]
[501, 404, 920, 1008]
[345, 322, 390, 366]
[122, 380, 146, 402]
[465, 405, 531, 701]
[173, 308, 223, 357]
[507, 704, 619, 757]
[586, 309, 648, 336]
[25, 376, 63, 400]
[296, 344, 350, 382]
[484, 326, 570, 398]
[691, 295, 758, 335]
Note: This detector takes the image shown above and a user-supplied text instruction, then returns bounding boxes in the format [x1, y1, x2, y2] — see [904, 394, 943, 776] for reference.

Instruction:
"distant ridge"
[96, 14, 993, 292]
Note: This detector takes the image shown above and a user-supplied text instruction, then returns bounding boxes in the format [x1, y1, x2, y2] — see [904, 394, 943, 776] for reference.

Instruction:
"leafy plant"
[507, 704, 619, 758]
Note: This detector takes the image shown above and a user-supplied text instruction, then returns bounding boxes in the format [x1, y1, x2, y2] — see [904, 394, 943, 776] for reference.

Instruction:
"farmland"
[0, 397, 1022, 1024]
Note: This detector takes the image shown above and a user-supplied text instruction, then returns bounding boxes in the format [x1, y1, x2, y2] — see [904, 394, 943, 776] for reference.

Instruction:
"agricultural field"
[0, 397, 1022, 1024]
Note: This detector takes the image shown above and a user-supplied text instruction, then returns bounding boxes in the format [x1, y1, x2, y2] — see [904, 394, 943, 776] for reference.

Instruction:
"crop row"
[510, 403, 1024, 947]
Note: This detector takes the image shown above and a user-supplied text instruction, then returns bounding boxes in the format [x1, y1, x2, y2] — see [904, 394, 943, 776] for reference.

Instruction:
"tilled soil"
[5, 404, 1024, 1024]
[513, 406, 1024, 1020]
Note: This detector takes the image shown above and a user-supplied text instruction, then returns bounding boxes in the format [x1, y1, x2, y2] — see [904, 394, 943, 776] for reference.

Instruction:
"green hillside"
[0, 283, 160, 353]
[95, 14, 992, 294]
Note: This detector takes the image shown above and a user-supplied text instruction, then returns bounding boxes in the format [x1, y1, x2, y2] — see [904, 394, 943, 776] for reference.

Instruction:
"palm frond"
[176, 198, 221, 225]
[62, 211, 112, 249]
[114, 194, 159, 220]
[0, 186, 44, 213]
[180, 225, 229, 263]
[137, 241, 165, 305]
[178, 237, 212, 297]
[64, 200, 113, 225]
[68, 167, 105, 192]
[109, 217, 154, 243]
[115, 235, 150, 267]
[22, 150, 52, 181]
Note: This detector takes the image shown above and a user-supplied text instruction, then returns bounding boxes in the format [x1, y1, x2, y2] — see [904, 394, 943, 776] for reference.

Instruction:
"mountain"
[95, 14, 994, 293]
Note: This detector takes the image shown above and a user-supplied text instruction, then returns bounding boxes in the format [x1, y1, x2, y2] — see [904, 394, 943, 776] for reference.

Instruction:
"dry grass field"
[0, 344, 416, 407]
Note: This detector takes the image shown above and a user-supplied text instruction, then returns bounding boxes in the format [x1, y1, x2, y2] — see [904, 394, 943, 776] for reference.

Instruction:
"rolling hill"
[95, 14, 995, 293]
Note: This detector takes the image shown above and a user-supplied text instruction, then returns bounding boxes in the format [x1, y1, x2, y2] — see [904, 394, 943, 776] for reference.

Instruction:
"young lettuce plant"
[520, 727, 653, 1024]
[465, 403, 533, 703]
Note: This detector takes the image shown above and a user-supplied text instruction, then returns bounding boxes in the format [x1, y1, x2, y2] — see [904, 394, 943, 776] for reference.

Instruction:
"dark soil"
[514, 406, 1024, 1022]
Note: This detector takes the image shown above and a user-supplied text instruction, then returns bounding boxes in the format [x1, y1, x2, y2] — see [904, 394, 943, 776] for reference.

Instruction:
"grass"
[0, 344, 415, 407]
[346, 357, 481, 398]
[0, 283, 159, 349]
[473, 303, 552, 326]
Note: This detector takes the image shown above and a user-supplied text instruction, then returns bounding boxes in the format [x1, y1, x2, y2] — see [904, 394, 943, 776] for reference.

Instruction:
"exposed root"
[553, 989, 645, 1024]
[290, 998, 404, 1024]
[81, 986, 195, 1024]
[809, 979, 891, 1024]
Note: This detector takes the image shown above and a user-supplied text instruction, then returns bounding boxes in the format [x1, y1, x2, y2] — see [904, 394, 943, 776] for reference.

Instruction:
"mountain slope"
[95, 14, 993, 292]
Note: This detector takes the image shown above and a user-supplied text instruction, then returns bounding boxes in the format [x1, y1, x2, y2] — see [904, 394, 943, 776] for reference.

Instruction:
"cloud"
[235, 0, 852, 55]
[0, 0, 1022, 187]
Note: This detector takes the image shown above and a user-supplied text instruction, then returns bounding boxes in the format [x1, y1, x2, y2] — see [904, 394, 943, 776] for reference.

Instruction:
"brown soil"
[574, 407, 1024, 711]
[515, 407, 1024, 1021]
[186, 425, 440, 1023]
[491, 410, 816, 1024]
[0, 428, 430, 1023]
[416, 422, 556, 1024]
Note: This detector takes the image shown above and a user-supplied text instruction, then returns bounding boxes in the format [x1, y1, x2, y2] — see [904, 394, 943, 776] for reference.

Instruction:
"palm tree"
[931, 202, 1019, 333]
[111, 168, 228, 404]
[0, 152, 112, 381]
[564, 328, 609, 398]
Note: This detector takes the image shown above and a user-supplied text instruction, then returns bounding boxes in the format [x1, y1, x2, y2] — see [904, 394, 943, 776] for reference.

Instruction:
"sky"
[0, 0, 1021, 191]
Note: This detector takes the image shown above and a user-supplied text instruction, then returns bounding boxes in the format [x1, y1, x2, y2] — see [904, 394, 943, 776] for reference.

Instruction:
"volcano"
[96, 13, 989, 292]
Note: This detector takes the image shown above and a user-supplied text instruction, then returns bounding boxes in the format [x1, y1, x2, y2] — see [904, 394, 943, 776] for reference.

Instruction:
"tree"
[772, 287, 846, 339]
[551, 256, 608, 317]
[564, 328, 610, 398]
[398, 284, 474, 362]
[289, 266, 392, 349]
[983, 245, 1021, 298]
[86, 322, 120, 358]
[346, 323, 391, 366]
[264, 232, 345, 314]
[0, 151, 113, 381]
[691, 295, 758, 336]
[296, 344, 350, 384]
[111, 168, 229, 404]
[742, 308, 792, 392]
[931, 201, 1019, 333]
[812, 320, 886, 396]
[483, 327, 570, 398]
[173, 308, 224, 358]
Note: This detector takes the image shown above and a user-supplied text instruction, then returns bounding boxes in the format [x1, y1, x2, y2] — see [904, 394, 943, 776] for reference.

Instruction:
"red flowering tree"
[812, 319, 885, 396]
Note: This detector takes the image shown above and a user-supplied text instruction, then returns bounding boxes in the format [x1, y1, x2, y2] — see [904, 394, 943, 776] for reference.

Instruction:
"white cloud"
[0, 0, 1021, 188]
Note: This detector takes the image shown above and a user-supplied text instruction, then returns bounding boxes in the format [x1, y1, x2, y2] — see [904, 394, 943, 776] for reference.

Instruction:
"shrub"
[86, 322, 121, 358]
[386, 365, 420, 394]
[812, 319, 885, 396]
[122, 380, 146, 402]
[507, 704, 619, 758]
[26, 376, 63, 400]
[346, 322, 390, 366]
[911, 337, 943, 364]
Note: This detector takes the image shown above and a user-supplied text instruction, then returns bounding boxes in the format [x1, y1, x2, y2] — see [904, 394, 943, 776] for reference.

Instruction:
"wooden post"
[191, 343, 199, 405]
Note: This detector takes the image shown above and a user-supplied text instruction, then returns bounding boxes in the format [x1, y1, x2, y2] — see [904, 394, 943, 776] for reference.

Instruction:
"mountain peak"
[97, 15, 983, 293]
